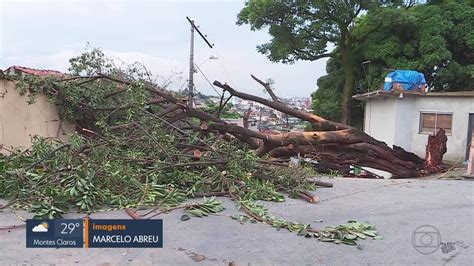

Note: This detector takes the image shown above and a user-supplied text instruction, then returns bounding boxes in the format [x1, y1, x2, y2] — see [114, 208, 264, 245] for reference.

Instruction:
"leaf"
[186, 209, 204, 217]
[297, 229, 307, 236]
[345, 233, 357, 240]
[373, 235, 383, 240]
[341, 239, 357, 245]
[180, 214, 191, 221]
[31, 201, 42, 208]
[354, 232, 367, 239]
[363, 230, 378, 237]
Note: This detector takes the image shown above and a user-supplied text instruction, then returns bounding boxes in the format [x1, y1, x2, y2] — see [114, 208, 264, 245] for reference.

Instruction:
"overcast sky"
[0, 0, 328, 98]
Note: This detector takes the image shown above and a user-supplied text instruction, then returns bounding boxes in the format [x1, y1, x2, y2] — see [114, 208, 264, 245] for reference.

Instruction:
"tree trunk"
[340, 44, 354, 126]
[422, 128, 448, 174]
[212, 79, 424, 178]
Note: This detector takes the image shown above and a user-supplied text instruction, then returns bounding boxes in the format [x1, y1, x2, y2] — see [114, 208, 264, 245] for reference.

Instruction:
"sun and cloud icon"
[32, 222, 49, 233]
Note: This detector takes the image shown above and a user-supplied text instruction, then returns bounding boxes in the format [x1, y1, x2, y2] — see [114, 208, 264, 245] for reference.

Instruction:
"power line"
[194, 63, 222, 97]
[213, 48, 235, 85]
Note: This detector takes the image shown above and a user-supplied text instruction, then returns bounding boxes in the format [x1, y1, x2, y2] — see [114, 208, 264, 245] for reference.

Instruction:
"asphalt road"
[1, 178, 473, 265]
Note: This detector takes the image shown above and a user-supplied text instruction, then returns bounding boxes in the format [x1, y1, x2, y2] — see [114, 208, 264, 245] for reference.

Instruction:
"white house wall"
[0, 79, 75, 153]
[364, 97, 397, 148]
[363, 95, 473, 163]
[394, 97, 416, 151]
[411, 97, 474, 161]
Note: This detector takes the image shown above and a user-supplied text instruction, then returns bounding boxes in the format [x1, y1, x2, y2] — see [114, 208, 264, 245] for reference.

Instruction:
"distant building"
[354, 90, 474, 161]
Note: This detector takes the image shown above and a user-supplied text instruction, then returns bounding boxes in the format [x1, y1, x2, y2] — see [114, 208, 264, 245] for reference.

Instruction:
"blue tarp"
[383, 70, 427, 91]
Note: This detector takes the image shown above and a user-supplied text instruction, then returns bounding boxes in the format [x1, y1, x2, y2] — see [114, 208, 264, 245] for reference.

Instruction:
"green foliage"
[237, 0, 381, 63]
[311, 58, 343, 123]
[238, 1, 472, 125]
[316, 220, 382, 245]
[237, 199, 381, 245]
[15, 47, 155, 126]
[0, 133, 318, 219]
[312, 0, 473, 126]
[1, 49, 319, 219]
[31, 200, 67, 220]
[69, 46, 113, 76]
[198, 102, 241, 119]
[311, 56, 366, 128]
[237, 1, 404, 124]
[185, 197, 225, 217]
[0, 48, 379, 246]
[353, 0, 474, 91]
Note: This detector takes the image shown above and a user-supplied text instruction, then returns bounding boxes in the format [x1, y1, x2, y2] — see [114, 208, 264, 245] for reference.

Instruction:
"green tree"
[311, 58, 343, 122]
[312, 0, 473, 126]
[237, 0, 392, 125]
[311, 55, 366, 128]
[354, 0, 474, 90]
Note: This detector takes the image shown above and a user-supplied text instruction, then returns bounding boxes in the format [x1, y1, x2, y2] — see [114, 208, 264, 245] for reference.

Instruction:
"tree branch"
[212, 80, 348, 131]
[251, 74, 279, 102]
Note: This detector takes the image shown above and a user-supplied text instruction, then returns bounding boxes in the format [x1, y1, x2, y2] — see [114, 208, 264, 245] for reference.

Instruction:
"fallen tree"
[0, 51, 444, 244]
[12, 65, 431, 178]
[61, 73, 424, 178]
[3, 63, 329, 220]
[211, 80, 428, 177]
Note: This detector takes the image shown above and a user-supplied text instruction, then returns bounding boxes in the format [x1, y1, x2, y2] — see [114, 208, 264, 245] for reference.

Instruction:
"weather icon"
[32, 222, 49, 233]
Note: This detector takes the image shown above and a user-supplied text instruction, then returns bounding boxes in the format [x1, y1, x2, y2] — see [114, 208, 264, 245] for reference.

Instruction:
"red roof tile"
[7, 66, 65, 77]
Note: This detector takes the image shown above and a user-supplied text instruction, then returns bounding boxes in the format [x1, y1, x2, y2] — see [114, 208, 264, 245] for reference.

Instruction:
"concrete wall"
[394, 97, 416, 151]
[364, 97, 397, 148]
[0, 79, 75, 153]
[411, 97, 474, 161]
[364, 95, 474, 162]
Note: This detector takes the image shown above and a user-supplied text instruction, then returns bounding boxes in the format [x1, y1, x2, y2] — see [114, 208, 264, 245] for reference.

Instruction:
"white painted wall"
[363, 95, 474, 162]
[364, 97, 397, 148]
[394, 97, 416, 151]
[411, 97, 474, 161]
[0, 79, 75, 153]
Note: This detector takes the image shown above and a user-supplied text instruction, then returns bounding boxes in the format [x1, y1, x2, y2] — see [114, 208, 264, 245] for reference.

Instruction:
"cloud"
[103, 49, 185, 76]
[1, 0, 330, 98]
[2, 43, 327, 98]
[2, 48, 188, 89]
[32, 223, 48, 233]
[4, 50, 78, 72]
[192, 48, 328, 98]
[2, 48, 184, 75]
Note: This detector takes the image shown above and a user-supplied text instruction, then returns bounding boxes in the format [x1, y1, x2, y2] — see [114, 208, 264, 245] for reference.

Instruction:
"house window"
[419, 112, 452, 134]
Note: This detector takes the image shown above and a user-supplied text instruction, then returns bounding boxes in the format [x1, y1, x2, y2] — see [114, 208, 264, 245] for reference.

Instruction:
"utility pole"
[188, 19, 195, 108]
[186, 16, 213, 108]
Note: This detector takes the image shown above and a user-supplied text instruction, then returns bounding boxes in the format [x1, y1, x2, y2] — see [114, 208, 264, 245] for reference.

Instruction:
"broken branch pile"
[53, 71, 426, 178]
[1, 64, 322, 219]
[0, 52, 432, 244]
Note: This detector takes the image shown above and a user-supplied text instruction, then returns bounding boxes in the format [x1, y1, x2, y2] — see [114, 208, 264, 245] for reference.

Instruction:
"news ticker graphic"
[26, 219, 83, 248]
[26, 219, 163, 248]
[86, 219, 163, 248]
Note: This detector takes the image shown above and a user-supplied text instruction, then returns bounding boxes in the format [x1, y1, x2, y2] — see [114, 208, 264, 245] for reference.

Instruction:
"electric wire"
[194, 63, 222, 97]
